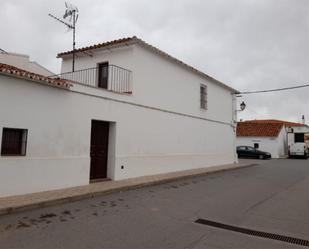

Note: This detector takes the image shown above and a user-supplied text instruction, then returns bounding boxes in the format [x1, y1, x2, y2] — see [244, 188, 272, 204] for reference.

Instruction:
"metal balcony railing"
[52, 65, 132, 94]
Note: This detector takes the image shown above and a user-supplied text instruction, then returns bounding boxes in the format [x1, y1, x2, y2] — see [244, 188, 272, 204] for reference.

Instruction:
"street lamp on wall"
[235, 101, 246, 113]
[239, 101, 246, 111]
[234, 101, 246, 125]
[232, 100, 246, 164]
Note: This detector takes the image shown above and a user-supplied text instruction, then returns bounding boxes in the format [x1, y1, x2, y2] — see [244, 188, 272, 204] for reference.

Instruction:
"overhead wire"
[239, 83, 309, 95]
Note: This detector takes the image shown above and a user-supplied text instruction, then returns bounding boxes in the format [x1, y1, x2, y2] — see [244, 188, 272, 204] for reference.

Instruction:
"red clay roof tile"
[237, 120, 304, 137]
[0, 63, 72, 89]
[57, 37, 134, 57]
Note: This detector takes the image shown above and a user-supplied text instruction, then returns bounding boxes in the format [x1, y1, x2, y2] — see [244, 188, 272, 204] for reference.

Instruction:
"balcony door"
[98, 62, 109, 89]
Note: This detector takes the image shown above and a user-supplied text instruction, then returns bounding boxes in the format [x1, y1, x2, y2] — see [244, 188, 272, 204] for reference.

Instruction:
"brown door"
[90, 120, 109, 180]
[98, 62, 109, 89]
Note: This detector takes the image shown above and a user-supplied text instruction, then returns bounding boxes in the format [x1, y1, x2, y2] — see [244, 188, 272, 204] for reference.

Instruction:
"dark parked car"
[237, 146, 271, 159]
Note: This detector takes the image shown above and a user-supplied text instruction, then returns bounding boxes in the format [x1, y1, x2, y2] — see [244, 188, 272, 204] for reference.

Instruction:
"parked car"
[237, 146, 271, 159]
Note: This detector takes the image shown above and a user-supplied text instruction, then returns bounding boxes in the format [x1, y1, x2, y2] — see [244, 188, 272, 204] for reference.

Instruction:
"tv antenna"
[49, 2, 79, 72]
[0, 48, 8, 54]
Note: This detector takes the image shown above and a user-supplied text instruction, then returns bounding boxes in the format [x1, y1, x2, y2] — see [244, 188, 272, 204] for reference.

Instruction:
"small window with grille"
[200, 84, 207, 110]
[1, 128, 28, 156]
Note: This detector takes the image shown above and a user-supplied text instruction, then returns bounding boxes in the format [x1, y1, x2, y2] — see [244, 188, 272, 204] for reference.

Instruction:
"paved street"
[0, 159, 309, 249]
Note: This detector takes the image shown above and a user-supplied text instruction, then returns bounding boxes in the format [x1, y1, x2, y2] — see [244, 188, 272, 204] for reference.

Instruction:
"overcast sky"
[1, 0, 309, 122]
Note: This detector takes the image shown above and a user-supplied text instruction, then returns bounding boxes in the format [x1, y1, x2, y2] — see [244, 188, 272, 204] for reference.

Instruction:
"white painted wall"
[277, 126, 288, 156]
[0, 52, 53, 76]
[236, 127, 287, 158]
[61, 45, 234, 124]
[0, 75, 235, 197]
[0, 44, 236, 197]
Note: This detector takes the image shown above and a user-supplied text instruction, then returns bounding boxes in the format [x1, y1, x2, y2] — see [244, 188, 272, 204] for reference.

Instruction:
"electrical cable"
[239, 83, 309, 95]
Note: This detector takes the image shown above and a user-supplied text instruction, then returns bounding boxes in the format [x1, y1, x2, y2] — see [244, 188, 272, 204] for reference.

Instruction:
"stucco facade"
[0, 38, 237, 197]
[236, 127, 287, 158]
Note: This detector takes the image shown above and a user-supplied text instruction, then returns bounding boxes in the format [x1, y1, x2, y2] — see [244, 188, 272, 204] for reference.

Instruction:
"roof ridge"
[240, 119, 303, 125]
[57, 36, 136, 57]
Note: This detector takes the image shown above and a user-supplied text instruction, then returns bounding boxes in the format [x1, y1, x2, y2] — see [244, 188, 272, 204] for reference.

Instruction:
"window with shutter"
[1, 128, 28, 156]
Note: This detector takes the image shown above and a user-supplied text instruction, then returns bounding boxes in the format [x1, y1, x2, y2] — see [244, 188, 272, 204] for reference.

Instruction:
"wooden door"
[90, 120, 109, 180]
[98, 62, 109, 89]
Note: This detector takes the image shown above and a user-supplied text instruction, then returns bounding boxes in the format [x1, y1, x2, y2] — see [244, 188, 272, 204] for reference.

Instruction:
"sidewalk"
[0, 162, 256, 216]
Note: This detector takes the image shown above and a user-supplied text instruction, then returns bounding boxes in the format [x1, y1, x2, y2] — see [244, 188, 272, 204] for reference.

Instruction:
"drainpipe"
[232, 94, 238, 164]
[233, 95, 246, 164]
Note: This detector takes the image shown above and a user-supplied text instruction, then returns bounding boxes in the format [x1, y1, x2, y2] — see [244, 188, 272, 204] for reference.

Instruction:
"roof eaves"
[57, 37, 136, 58]
[0, 63, 72, 89]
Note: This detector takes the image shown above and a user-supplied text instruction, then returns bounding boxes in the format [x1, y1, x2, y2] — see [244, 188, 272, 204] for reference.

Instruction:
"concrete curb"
[0, 163, 257, 216]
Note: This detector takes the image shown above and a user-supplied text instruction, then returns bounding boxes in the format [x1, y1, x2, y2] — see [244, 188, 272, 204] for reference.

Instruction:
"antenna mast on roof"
[0, 48, 8, 54]
[49, 2, 79, 72]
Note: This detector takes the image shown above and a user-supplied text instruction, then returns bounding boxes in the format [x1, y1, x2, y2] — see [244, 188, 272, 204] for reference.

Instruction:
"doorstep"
[0, 162, 256, 216]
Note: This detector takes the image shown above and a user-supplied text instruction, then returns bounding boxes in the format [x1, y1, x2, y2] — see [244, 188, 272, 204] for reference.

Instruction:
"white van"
[287, 126, 309, 158]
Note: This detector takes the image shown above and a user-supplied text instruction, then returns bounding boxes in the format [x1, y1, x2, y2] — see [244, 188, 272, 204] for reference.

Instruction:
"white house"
[236, 119, 304, 158]
[0, 49, 53, 76]
[0, 36, 238, 198]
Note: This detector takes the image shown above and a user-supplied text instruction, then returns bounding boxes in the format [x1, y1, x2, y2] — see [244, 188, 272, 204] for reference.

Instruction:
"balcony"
[52, 64, 132, 94]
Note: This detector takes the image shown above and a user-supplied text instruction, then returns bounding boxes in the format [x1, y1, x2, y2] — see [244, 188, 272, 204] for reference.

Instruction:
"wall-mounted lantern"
[240, 101, 246, 111]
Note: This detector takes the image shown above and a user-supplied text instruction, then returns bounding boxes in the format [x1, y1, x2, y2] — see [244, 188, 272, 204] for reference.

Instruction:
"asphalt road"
[1, 159, 309, 249]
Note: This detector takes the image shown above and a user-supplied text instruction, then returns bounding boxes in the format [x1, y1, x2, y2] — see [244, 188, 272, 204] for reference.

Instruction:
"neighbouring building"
[236, 119, 304, 158]
[0, 49, 53, 76]
[0, 36, 238, 198]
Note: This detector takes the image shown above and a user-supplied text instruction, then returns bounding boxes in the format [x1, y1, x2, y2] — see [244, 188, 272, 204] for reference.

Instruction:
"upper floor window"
[1, 128, 28, 156]
[98, 62, 109, 89]
[200, 84, 207, 110]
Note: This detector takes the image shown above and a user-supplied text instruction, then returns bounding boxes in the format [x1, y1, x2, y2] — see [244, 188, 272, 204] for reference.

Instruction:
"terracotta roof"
[237, 120, 304, 137]
[57, 36, 238, 93]
[57, 37, 134, 57]
[0, 63, 72, 89]
[242, 119, 303, 126]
